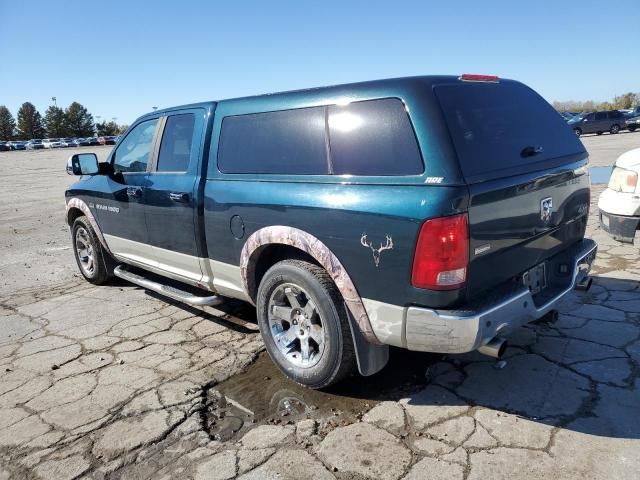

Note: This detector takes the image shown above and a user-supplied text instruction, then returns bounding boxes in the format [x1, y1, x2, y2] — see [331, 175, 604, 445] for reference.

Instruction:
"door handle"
[126, 187, 142, 198]
[169, 192, 189, 203]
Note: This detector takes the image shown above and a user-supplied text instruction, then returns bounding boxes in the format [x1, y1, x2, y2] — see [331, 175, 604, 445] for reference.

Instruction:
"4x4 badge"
[360, 234, 393, 267]
[541, 197, 553, 223]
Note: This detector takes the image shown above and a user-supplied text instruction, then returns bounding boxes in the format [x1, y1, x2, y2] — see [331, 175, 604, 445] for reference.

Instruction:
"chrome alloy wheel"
[75, 226, 96, 277]
[267, 284, 326, 368]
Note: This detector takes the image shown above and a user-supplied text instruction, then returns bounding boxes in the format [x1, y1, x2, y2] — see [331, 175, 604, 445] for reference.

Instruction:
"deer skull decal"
[360, 234, 394, 267]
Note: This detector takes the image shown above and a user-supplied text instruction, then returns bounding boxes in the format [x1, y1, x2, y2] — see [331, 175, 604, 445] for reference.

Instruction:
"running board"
[114, 265, 223, 307]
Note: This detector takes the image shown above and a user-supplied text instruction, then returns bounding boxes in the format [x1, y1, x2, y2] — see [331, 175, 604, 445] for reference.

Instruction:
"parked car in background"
[559, 112, 575, 121]
[6, 141, 27, 150]
[42, 138, 64, 148]
[25, 139, 44, 150]
[569, 110, 626, 136]
[60, 138, 76, 147]
[64, 74, 596, 388]
[622, 106, 640, 118]
[98, 136, 117, 145]
[599, 148, 640, 243]
[0, 142, 10, 152]
[626, 115, 640, 132]
[73, 138, 91, 147]
[86, 137, 100, 146]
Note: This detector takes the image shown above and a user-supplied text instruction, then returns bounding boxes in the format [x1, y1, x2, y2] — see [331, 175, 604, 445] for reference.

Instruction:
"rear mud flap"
[347, 309, 389, 376]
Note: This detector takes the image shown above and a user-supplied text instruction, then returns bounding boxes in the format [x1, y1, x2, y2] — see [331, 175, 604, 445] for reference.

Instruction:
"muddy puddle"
[204, 348, 439, 441]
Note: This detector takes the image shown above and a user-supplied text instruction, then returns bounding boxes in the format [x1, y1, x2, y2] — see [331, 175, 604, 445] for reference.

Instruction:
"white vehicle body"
[598, 147, 640, 243]
[42, 138, 63, 149]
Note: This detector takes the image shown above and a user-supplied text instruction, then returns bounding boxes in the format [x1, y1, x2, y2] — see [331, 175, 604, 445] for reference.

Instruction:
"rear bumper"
[367, 239, 597, 353]
[599, 210, 639, 244]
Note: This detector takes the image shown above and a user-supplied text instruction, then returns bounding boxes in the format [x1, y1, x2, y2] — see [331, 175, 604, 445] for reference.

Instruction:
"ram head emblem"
[360, 234, 394, 267]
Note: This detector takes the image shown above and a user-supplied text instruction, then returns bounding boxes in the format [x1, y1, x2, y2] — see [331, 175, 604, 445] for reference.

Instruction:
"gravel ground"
[0, 133, 639, 479]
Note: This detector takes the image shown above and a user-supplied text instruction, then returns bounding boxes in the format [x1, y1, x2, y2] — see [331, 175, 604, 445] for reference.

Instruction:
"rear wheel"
[256, 259, 357, 389]
[574, 128, 582, 137]
[610, 124, 620, 134]
[596, 131, 603, 135]
[71, 216, 116, 284]
[630, 126, 637, 132]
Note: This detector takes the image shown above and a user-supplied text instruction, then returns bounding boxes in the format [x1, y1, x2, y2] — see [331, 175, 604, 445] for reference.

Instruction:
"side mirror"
[67, 153, 99, 176]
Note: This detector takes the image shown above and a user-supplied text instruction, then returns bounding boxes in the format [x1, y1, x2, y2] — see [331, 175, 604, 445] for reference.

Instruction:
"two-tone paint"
[65, 75, 595, 356]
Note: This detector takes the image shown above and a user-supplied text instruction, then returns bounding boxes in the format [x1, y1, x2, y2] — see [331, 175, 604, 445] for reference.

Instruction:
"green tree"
[44, 106, 67, 138]
[64, 102, 94, 137]
[96, 120, 121, 136]
[612, 93, 634, 110]
[0, 106, 16, 140]
[16, 102, 46, 139]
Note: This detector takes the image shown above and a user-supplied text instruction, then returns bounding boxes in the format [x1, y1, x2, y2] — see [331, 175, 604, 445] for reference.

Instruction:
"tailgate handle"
[521, 145, 544, 158]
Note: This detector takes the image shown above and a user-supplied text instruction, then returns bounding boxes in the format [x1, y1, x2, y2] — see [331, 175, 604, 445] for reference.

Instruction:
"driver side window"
[113, 118, 159, 173]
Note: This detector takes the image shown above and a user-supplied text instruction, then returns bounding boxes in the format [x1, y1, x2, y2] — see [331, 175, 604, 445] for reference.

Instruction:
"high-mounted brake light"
[412, 214, 469, 290]
[459, 74, 499, 83]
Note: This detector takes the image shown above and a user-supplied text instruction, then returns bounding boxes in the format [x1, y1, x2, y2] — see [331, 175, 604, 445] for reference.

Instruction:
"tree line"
[0, 102, 128, 140]
[553, 92, 640, 113]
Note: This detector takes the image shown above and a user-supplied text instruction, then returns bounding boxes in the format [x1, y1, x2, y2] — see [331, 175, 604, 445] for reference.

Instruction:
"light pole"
[152, 106, 158, 111]
[51, 97, 57, 107]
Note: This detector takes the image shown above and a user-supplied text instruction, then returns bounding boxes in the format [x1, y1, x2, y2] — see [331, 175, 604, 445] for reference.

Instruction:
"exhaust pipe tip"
[575, 276, 593, 291]
[478, 337, 508, 359]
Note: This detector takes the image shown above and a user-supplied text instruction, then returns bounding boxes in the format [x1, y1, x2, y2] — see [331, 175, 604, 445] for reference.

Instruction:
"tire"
[630, 126, 637, 132]
[574, 128, 582, 137]
[256, 259, 357, 389]
[610, 124, 620, 134]
[71, 216, 116, 284]
[596, 131, 603, 135]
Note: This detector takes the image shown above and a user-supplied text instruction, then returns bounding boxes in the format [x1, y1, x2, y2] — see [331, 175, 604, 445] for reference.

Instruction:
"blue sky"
[1, 0, 638, 124]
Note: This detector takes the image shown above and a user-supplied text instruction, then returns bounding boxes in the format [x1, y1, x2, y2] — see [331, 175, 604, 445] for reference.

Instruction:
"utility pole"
[51, 97, 57, 107]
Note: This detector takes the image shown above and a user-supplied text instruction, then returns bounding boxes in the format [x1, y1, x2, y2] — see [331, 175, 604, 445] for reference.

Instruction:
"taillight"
[412, 213, 469, 290]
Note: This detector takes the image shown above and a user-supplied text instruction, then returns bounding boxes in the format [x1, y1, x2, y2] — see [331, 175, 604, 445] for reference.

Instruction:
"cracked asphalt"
[1, 135, 639, 480]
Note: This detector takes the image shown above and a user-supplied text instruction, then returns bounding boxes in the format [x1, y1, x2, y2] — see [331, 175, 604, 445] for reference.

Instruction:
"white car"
[42, 138, 63, 149]
[598, 147, 640, 243]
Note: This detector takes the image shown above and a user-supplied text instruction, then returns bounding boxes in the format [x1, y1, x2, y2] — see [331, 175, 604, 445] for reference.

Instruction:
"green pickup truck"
[65, 74, 597, 388]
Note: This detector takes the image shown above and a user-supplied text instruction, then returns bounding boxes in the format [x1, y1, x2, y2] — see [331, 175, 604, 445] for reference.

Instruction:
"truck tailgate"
[465, 164, 590, 299]
[433, 78, 590, 301]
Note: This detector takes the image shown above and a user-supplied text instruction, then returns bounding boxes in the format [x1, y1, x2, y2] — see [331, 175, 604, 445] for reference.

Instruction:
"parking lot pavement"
[1, 140, 639, 479]
[581, 130, 640, 167]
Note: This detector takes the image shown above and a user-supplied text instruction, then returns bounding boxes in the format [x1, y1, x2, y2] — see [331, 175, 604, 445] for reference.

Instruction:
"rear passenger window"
[328, 99, 423, 175]
[218, 107, 328, 174]
[157, 114, 195, 172]
[595, 112, 607, 120]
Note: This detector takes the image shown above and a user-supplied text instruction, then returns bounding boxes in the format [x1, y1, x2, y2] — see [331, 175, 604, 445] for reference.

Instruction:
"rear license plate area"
[522, 262, 547, 295]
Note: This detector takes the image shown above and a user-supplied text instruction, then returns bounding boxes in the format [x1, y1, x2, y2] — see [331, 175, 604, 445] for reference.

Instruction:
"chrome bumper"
[404, 239, 597, 353]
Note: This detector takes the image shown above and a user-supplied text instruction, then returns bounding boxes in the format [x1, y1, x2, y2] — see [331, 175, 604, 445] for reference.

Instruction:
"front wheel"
[629, 126, 637, 132]
[256, 259, 357, 389]
[71, 216, 116, 284]
[610, 124, 620, 134]
[574, 128, 582, 137]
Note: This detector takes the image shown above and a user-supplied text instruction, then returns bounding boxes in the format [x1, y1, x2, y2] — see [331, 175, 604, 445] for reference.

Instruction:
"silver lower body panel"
[366, 239, 597, 353]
